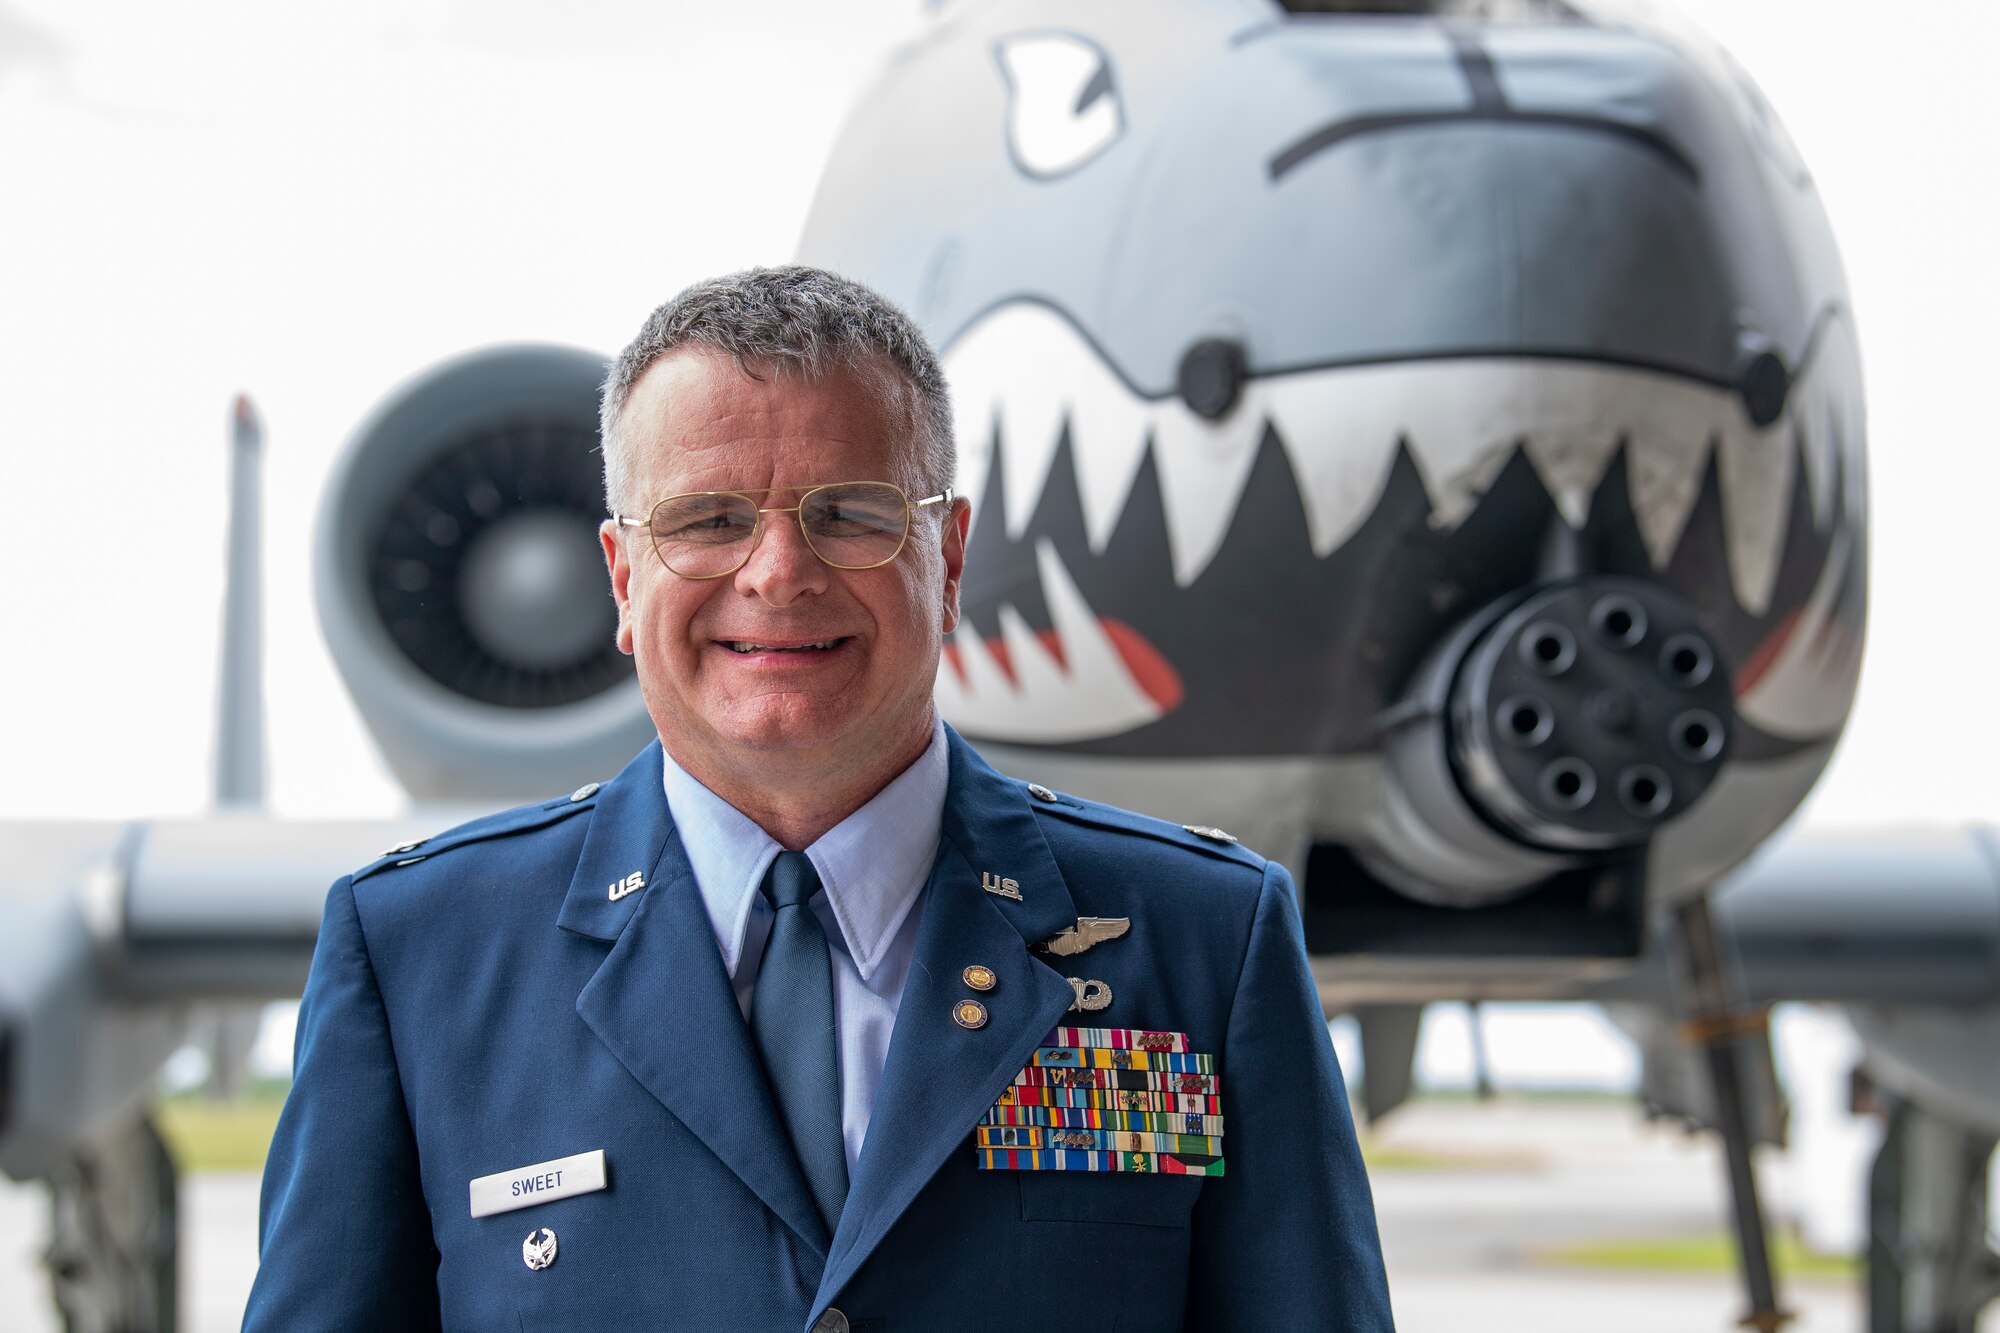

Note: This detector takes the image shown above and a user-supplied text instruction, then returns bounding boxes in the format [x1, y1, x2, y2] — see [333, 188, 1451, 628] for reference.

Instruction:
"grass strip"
[1539, 1232, 1859, 1280]
[155, 1096, 286, 1173]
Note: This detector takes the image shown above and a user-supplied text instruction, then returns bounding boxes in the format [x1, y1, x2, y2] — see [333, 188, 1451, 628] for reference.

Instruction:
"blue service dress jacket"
[246, 728, 1394, 1332]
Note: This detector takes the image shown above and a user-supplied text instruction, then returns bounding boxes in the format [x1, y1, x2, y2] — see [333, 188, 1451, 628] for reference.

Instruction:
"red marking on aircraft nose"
[943, 619, 1182, 713]
[984, 636, 1017, 685]
[1736, 608, 1802, 695]
[1100, 619, 1183, 711]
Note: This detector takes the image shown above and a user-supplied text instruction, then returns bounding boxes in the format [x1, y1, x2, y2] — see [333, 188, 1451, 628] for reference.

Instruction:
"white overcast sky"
[0, 0, 1994, 830]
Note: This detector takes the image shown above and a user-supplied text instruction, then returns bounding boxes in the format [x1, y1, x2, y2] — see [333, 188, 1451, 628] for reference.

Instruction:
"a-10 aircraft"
[3, 1, 1997, 1330]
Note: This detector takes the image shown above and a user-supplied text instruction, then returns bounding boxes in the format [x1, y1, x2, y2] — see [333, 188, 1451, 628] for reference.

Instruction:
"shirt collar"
[661, 717, 949, 983]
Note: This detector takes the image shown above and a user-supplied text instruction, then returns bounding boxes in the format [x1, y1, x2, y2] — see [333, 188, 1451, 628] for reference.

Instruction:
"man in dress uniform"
[246, 267, 1393, 1332]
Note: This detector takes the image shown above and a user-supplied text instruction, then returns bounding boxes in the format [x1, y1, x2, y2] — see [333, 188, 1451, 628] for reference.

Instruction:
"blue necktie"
[750, 851, 848, 1234]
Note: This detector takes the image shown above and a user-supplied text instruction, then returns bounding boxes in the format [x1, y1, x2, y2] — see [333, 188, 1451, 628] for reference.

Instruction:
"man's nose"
[732, 510, 831, 604]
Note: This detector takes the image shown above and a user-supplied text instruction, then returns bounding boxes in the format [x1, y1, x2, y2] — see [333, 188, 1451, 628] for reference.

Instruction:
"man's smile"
[716, 636, 855, 655]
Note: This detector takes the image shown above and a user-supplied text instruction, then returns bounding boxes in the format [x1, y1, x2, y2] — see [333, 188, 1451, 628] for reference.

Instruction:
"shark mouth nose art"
[936, 301, 1865, 754]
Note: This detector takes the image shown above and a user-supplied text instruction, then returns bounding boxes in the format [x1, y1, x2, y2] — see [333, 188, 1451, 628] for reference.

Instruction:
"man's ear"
[601, 520, 637, 655]
[939, 495, 972, 634]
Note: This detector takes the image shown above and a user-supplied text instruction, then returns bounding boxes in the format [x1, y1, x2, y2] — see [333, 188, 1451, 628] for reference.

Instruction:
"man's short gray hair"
[600, 266, 954, 514]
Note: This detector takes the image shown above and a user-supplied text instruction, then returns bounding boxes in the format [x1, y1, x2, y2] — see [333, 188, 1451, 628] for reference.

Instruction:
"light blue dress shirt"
[660, 718, 948, 1178]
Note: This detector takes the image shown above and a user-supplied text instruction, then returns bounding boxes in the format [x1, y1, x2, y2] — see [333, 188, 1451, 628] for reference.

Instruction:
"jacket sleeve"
[243, 876, 443, 1332]
[1184, 860, 1396, 1330]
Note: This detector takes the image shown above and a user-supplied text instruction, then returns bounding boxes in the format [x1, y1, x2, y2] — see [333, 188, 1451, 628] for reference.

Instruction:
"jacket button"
[811, 1309, 849, 1333]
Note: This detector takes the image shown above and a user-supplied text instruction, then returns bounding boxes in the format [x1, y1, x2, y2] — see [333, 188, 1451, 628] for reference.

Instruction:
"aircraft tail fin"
[215, 393, 266, 810]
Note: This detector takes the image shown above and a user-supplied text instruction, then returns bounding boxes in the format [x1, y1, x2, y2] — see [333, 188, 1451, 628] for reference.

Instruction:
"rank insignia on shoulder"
[1182, 824, 1238, 844]
[976, 1027, 1224, 1177]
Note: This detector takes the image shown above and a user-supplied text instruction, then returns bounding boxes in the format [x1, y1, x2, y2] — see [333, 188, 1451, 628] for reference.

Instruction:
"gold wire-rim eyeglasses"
[614, 480, 954, 580]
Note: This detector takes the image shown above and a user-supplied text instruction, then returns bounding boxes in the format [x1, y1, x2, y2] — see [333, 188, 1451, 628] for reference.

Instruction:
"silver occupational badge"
[1037, 917, 1131, 958]
[1066, 977, 1113, 1012]
[522, 1227, 559, 1271]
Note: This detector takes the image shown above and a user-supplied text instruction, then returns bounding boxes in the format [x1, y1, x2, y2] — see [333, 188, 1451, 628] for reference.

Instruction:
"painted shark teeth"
[1735, 526, 1863, 738]
[934, 540, 1165, 742]
[942, 301, 1863, 619]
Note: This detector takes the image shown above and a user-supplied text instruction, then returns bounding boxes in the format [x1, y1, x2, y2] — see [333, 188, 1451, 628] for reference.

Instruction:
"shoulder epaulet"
[1018, 780, 1265, 869]
[351, 781, 604, 883]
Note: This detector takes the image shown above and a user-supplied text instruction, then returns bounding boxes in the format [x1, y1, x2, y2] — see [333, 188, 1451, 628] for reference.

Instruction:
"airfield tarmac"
[2, 1098, 1989, 1332]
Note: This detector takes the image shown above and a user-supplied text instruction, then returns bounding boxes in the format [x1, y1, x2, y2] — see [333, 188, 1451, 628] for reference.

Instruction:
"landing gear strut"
[44, 1113, 179, 1333]
[1672, 895, 1793, 1332]
[1867, 1093, 1999, 1333]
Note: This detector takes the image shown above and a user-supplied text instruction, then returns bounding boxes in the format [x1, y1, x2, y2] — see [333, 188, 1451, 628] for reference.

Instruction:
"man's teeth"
[724, 640, 839, 653]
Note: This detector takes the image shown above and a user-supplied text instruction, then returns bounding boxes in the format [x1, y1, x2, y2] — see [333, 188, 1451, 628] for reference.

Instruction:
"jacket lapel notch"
[568, 754, 831, 1255]
[813, 733, 1081, 1312]
[556, 742, 674, 941]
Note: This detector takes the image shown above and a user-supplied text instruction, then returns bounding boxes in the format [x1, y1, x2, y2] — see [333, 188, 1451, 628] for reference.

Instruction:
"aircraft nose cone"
[458, 508, 613, 670]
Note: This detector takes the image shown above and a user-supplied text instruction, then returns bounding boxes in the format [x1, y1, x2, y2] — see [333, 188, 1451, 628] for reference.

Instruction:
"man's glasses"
[614, 481, 953, 580]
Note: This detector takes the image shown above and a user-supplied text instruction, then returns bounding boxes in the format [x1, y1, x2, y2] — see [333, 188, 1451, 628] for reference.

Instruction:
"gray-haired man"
[247, 266, 1392, 1332]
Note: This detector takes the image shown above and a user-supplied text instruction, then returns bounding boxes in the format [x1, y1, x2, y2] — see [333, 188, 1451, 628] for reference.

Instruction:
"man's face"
[601, 348, 969, 782]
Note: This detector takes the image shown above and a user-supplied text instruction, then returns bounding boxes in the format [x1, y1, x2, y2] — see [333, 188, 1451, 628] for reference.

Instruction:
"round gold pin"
[961, 964, 997, 992]
[953, 999, 989, 1029]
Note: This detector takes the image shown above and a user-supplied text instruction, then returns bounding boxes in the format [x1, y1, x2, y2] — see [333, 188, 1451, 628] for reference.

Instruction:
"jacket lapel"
[813, 731, 1080, 1315]
[561, 744, 831, 1255]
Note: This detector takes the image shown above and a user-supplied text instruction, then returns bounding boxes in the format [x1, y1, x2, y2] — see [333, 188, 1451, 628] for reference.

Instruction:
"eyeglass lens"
[649, 482, 911, 576]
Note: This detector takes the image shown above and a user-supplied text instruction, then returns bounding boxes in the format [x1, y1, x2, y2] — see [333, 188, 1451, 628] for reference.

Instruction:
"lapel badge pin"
[981, 872, 1023, 901]
[954, 999, 990, 1030]
[1066, 977, 1113, 1012]
[608, 871, 645, 902]
[962, 964, 997, 992]
[1036, 916, 1130, 958]
[522, 1227, 559, 1271]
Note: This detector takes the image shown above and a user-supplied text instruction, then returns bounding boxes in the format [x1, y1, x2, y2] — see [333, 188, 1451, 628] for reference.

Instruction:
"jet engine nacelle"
[316, 345, 649, 802]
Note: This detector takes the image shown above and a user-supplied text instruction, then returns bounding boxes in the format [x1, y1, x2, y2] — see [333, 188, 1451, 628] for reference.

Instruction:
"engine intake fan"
[317, 345, 651, 802]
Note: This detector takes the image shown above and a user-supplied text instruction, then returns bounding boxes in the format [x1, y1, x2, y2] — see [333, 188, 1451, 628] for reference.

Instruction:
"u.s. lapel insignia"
[1066, 977, 1113, 1012]
[1036, 917, 1130, 957]
[608, 871, 645, 902]
[522, 1227, 559, 1270]
[981, 871, 1023, 901]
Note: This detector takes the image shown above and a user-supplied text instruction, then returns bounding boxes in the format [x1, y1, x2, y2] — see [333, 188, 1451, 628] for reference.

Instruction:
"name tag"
[469, 1149, 606, 1218]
